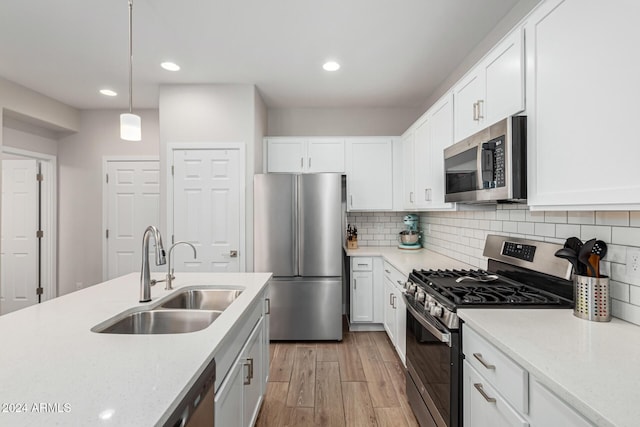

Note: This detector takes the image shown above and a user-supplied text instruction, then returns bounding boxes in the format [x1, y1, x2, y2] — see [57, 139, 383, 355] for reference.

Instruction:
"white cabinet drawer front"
[464, 361, 529, 427]
[383, 261, 405, 287]
[352, 257, 373, 271]
[529, 379, 594, 427]
[463, 326, 528, 413]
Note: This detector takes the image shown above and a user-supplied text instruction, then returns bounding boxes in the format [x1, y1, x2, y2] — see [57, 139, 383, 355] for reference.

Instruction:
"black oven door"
[405, 300, 461, 427]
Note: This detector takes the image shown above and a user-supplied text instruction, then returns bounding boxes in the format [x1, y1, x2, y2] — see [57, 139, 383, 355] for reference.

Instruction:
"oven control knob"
[426, 301, 435, 310]
[430, 305, 443, 318]
[416, 291, 426, 302]
[409, 284, 417, 294]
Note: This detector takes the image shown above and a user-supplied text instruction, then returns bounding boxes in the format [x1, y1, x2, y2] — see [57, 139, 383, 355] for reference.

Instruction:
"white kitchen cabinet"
[525, 0, 640, 210]
[463, 361, 529, 427]
[383, 277, 397, 343]
[462, 323, 595, 427]
[453, 27, 524, 142]
[215, 317, 265, 427]
[350, 257, 384, 327]
[401, 129, 416, 209]
[346, 138, 393, 211]
[265, 137, 345, 173]
[382, 261, 406, 365]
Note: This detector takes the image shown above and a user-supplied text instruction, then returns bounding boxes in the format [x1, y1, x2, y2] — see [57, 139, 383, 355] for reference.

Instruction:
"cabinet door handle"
[473, 353, 496, 370]
[477, 99, 484, 120]
[409, 192, 414, 203]
[473, 102, 478, 121]
[354, 278, 357, 289]
[300, 157, 304, 169]
[244, 358, 254, 385]
[308, 157, 311, 169]
[350, 195, 353, 207]
[265, 298, 271, 315]
[392, 295, 397, 309]
[389, 293, 394, 305]
[473, 383, 496, 403]
[384, 269, 391, 274]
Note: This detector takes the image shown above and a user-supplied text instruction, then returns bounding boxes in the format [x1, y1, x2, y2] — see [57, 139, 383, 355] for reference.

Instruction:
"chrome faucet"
[163, 241, 197, 290]
[140, 226, 166, 303]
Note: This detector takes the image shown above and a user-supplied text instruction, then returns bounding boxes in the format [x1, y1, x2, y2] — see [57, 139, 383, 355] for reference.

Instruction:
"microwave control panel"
[481, 136, 505, 189]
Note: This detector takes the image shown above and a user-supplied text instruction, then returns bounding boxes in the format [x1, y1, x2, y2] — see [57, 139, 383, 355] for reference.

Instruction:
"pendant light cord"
[128, 0, 133, 114]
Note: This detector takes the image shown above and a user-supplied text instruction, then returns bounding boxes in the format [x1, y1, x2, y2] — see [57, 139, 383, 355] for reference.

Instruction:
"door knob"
[229, 250, 238, 258]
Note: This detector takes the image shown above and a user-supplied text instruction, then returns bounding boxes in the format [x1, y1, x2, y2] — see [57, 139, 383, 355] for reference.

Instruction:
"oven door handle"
[403, 294, 451, 346]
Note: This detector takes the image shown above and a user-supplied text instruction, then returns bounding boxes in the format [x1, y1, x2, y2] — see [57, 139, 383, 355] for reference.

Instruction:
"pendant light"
[120, 0, 141, 141]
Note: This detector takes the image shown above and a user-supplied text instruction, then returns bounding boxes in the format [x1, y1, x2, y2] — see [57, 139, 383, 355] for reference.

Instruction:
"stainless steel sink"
[160, 289, 243, 311]
[94, 309, 221, 334]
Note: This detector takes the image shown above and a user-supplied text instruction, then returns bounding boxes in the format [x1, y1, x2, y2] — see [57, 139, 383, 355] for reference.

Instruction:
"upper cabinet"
[402, 92, 456, 211]
[453, 28, 525, 142]
[525, 0, 640, 209]
[346, 138, 394, 211]
[265, 137, 345, 173]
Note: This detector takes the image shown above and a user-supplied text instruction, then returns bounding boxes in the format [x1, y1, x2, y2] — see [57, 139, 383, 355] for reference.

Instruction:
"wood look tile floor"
[256, 323, 418, 427]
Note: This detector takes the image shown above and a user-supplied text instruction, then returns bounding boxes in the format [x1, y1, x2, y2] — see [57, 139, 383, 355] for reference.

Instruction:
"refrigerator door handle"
[293, 176, 300, 276]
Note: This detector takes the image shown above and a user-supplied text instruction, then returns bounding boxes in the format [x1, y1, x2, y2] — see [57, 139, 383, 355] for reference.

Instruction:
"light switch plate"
[626, 248, 640, 279]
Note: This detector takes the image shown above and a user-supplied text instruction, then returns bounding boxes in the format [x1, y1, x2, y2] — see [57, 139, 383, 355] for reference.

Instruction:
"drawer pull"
[390, 293, 394, 305]
[385, 269, 391, 274]
[473, 353, 495, 370]
[473, 383, 496, 403]
[357, 264, 368, 267]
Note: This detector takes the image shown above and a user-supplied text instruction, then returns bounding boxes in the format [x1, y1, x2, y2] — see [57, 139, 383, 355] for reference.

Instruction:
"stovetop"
[403, 268, 574, 330]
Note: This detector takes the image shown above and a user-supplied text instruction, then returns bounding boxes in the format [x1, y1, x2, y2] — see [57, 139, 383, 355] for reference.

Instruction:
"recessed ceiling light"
[323, 61, 340, 72]
[99, 89, 118, 97]
[161, 62, 181, 71]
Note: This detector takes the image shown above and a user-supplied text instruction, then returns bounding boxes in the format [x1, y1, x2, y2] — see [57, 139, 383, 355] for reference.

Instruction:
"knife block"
[573, 275, 611, 322]
[346, 238, 358, 249]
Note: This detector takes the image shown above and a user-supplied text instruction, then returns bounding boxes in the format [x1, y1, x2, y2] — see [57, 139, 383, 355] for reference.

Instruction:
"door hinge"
[36, 230, 44, 238]
[106, 173, 109, 183]
[36, 173, 44, 182]
[36, 287, 43, 295]
[106, 229, 109, 239]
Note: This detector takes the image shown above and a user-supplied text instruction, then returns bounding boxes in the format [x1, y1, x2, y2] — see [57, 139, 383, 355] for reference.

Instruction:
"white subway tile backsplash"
[534, 222, 556, 237]
[595, 211, 630, 227]
[420, 206, 640, 326]
[555, 224, 581, 239]
[612, 227, 640, 247]
[567, 211, 595, 224]
[518, 222, 535, 234]
[580, 225, 612, 243]
[545, 211, 567, 223]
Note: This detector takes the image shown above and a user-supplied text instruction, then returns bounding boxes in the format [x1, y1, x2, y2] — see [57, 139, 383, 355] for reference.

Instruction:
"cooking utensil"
[578, 239, 596, 277]
[554, 247, 581, 274]
[455, 274, 499, 283]
[564, 237, 583, 253]
[589, 240, 608, 278]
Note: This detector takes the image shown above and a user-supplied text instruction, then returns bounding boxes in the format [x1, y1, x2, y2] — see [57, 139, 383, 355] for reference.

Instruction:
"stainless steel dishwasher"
[164, 357, 216, 427]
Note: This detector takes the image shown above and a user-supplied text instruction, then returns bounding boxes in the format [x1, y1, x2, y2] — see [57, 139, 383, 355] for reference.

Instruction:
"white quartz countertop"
[345, 246, 473, 276]
[458, 309, 640, 427]
[0, 272, 271, 426]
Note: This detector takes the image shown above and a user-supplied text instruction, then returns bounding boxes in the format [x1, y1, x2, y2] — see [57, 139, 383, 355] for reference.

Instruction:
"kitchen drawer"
[383, 261, 406, 290]
[463, 325, 528, 413]
[352, 257, 373, 271]
[464, 361, 529, 427]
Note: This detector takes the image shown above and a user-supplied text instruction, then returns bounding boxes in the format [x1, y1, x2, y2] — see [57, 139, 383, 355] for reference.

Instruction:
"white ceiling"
[0, 0, 523, 110]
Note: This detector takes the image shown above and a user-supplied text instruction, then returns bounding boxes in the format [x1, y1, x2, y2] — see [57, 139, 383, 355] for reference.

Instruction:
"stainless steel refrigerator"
[254, 173, 344, 341]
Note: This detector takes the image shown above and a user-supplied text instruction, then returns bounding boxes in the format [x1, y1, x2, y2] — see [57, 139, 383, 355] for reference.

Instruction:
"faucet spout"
[165, 241, 197, 290]
[140, 225, 166, 303]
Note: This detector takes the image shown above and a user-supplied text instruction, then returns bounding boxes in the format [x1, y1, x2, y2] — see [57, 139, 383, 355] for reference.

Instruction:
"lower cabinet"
[214, 288, 269, 427]
[382, 261, 406, 365]
[215, 317, 265, 427]
[462, 324, 594, 427]
[350, 257, 383, 325]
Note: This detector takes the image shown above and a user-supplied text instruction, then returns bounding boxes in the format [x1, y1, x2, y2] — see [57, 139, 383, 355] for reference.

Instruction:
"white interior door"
[1, 159, 38, 315]
[106, 160, 160, 279]
[173, 149, 241, 272]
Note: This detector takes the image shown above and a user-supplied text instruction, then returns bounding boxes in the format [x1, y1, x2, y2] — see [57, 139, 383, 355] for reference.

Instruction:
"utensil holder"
[573, 275, 611, 322]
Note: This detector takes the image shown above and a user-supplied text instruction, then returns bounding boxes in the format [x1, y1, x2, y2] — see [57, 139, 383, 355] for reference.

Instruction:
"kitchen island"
[0, 272, 271, 426]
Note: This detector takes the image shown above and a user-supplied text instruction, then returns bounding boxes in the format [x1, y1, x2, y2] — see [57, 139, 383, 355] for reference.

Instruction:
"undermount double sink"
[92, 288, 243, 335]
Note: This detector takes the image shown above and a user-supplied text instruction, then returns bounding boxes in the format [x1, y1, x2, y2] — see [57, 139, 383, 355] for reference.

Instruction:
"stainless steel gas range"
[401, 235, 574, 427]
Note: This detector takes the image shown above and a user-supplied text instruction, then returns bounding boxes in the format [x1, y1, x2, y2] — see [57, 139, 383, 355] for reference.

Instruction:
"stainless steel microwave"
[444, 116, 526, 203]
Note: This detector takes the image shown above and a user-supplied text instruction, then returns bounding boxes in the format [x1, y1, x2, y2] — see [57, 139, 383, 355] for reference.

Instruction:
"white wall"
[57, 109, 159, 295]
[159, 84, 265, 272]
[2, 118, 59, 156]
[421, 207, 640, 326]
[267, 107, 422, 136]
